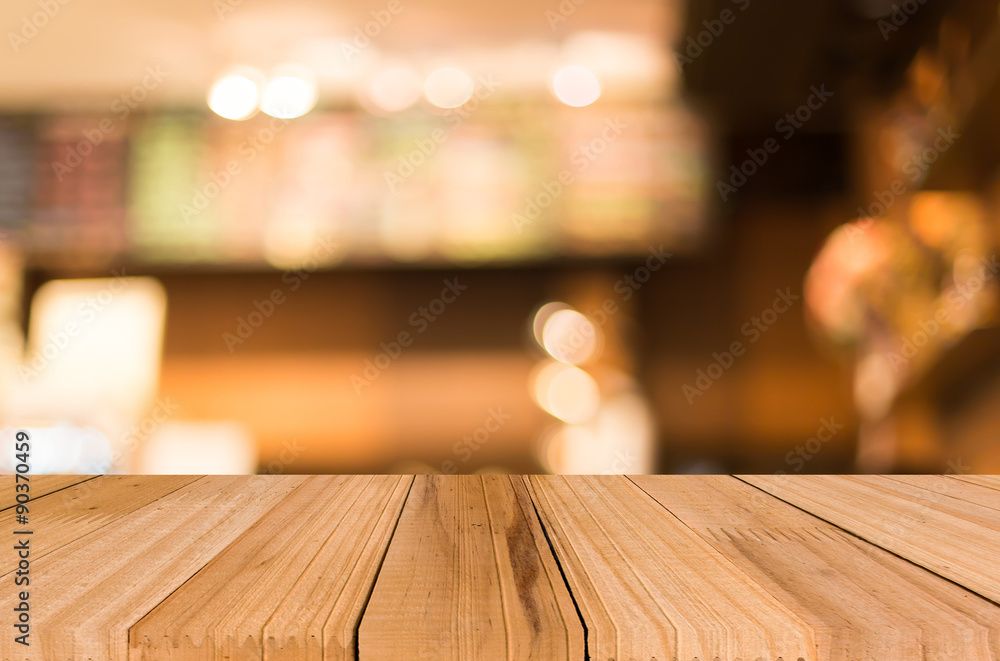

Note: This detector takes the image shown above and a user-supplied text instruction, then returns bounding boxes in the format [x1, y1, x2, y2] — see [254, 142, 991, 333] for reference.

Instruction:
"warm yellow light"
[552, 66, 601, 107]
[424, 67, 474, 108]
[541, 308, 600, 364]
[539, 425, 597, 474]
[368, 66, 422, 112]
[207, 71, 262, 120]
[261, 68, 318, 119]
[531, 302, 572, 347]
[531, 360, 600, 424]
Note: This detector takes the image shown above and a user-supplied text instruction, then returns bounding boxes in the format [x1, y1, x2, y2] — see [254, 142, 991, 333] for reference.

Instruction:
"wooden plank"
[0, 475, 96, 510]
[631, 475, 1000, 661]
[528, 475, 815, 661]
[131, 475, 412, 661]
[951, 474, 1000, 491]
[878, 475, 1000, 513]
[262, 476, 411, 661]
[740, 475, 1000, 604]
[0, 475, 306, 661]
[358, 475, 584, 661]
[0, 475, 200, 563]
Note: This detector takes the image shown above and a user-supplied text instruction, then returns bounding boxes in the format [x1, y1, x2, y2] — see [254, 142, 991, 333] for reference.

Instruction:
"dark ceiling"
[677, 0, 1000, 197]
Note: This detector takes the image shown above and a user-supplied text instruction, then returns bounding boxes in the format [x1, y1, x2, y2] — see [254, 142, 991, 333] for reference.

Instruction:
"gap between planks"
[4, 475, 1000, 661]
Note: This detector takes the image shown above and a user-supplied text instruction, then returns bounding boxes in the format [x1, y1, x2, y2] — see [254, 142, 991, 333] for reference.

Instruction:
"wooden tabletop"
[2, 474, 999, 661]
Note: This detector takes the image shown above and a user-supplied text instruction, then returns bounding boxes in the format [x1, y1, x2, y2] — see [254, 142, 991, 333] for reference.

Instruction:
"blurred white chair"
[1, 276, 167, 472]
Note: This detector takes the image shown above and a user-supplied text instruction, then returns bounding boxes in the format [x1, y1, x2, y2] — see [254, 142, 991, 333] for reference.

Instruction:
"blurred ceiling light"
[368, 66, 422, 112]
[424, 67, 475, 108]
[261, 67, 318, 119]
[542, 308, 601, 364]
[531, 301, 573, 347]
[207, 69, 263, 120]
[552, 66, 601, 107]
[531, 360, 600, 424]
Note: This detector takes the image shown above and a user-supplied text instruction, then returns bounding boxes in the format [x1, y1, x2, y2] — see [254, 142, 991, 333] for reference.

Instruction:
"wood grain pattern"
[1, 475, 305, 661]
[0, 475, 198, 562]
[951, 474, 1000, 491]
[1, 474, 998, 661]
[631, 475, 1000, 661]
[879, 475, 1000, 513]
[528, 474, 815, 661]
[358, 475, 584, 660]
[0, 475, 96, 510]
[740, 474, 1000, 604]
[131, 475, 411, 661]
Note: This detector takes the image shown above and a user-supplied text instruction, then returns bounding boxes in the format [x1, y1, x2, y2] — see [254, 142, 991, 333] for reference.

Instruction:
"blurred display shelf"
[20, 244, 698, 277]
[1, 101, 712, 274]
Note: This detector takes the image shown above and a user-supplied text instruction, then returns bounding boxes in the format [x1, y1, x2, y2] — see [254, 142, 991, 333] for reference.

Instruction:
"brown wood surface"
[951, 474, 1000, 491]
[0, 474, 997, 661]
[132, 475, 411, 661]
[0, 475, 96, 510]
[359, 475, 584, 660]
[528, 475, 815, 661]
[740, 474, 1000, 604]
[631, 475, 1000, 661]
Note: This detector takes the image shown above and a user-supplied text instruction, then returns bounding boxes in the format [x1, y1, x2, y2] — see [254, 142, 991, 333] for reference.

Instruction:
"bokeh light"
[531, 302, 572, 347]
[260, 68, 318, 119]
[531, 360, 600, 424]
[424, 67, 475, 108]
[541, 308, 601, 364]
[207, 70, 262, 120]
[552, 66, 601, 107]
[367, 66, 422, 112]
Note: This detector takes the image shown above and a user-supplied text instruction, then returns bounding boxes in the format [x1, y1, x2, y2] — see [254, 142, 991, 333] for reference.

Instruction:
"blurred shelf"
[21, 247, 698, 277]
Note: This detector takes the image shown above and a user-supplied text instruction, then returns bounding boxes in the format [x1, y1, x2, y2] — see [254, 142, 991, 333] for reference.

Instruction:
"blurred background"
[1, 0, 999, 475]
